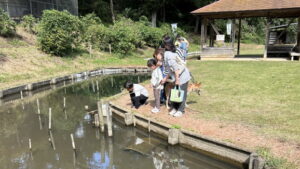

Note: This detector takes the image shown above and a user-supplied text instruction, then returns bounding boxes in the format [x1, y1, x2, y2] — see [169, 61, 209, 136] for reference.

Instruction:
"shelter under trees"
[191, 0, 300, 60]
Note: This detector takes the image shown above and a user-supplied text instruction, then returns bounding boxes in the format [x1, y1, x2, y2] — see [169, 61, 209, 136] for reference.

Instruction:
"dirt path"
[113, 84, 300, 167]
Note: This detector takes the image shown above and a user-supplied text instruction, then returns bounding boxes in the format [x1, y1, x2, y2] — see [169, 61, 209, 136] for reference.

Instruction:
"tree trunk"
[162, 1, 166, 23]
[151, 11, 157, 27]
[110, 0, 115, 23]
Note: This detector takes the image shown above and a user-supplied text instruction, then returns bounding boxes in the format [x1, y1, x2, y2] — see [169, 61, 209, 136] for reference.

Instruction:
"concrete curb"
[0, 67, 150, 99]
[109, 102, 265, 169]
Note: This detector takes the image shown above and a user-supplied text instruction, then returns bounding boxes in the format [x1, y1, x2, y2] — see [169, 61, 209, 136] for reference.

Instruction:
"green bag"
[170, 86, 184, 103]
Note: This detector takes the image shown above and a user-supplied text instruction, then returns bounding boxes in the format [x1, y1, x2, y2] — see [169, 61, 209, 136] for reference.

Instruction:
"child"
[124, 81, 148, 109]
[147, 59, 163, 113]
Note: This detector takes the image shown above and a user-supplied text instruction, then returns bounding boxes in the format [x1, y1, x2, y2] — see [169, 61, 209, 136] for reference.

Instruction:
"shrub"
[84, 24, 110, 50]
[37, 10, 82, 56]
[21, 15, 37, 34]
[107, 18, 143, 54]
[0, 9, 16, 37]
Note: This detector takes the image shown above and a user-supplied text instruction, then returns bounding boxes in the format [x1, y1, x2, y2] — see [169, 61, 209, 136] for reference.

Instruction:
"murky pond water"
[0, 73, 241, 169]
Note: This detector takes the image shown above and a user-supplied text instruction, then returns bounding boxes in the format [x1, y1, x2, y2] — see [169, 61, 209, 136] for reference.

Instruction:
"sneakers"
[169, 109, 177, 116]
[173, 111, 183, 117]
[151, 107, 160, 114]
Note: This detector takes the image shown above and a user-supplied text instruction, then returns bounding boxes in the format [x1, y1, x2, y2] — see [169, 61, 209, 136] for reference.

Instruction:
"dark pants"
[130, 93, 148, 109]
[172, 82, 188, 113]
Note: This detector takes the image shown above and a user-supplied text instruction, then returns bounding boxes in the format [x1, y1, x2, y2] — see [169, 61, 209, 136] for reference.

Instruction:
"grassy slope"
[188, 61, 300, 143]
[0, 28, 152, 90]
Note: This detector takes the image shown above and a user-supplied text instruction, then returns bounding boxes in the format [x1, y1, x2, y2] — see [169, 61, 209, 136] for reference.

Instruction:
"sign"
[216, 35, 225, 41]
[171, 23, 178, 34]
[226, 20, 232, 35]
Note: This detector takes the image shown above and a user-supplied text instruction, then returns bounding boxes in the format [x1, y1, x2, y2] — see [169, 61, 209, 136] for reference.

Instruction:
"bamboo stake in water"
[48, 108, 52, 130]
[92, 81, 95, 92]
[97, 101, 104, 132]
[49, 130, 56, 150]
[38, 115, 43, 130]
[29, 138, 32, 151]
[37, 99, 40, 115]
[63, 97, 66, 109]
[20, 90, 23, 99]
[107, 105, 113, 137]
[96, 81, 99, 91]
[70, 134, 76, 150]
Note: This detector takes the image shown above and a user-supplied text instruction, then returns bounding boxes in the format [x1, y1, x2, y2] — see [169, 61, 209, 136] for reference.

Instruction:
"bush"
[84, 24, 110, 50]
[21, 15, 37, 34]
[107, 18, 143, 54]
[0, 9, 16, 37]
[37, 10, 82, 56]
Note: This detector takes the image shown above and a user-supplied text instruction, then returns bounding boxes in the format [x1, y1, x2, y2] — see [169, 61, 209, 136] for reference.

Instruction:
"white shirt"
[133, 84, 149, 97]
[151, 67, 163, 90]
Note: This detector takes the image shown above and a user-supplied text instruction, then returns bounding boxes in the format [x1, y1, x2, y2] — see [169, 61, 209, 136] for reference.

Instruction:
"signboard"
[226, 20, 232, 35]
[216, 35, 225, 41]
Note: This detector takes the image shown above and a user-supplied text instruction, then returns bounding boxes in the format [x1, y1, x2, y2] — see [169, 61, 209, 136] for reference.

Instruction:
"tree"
[110, 0, 115, 23]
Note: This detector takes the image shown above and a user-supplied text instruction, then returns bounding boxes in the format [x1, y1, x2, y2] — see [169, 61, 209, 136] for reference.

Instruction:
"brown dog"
[164, 82, 201, 109]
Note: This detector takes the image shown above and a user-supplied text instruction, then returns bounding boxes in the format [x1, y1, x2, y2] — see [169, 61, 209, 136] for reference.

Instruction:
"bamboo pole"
[70, 134, 76, 150]
[38, 115, 43, 130]
[37, 99, 40, 115]
[63, 97, 66, 109]
[49, 130, 56, 150]
[97, 101, 105, 132]
[29, 138, 32, 151]
[107, 105, 113, 137]
[96, 81, 99, 91]
[48, 108, 52, 130]
[20, 90, 23, 99]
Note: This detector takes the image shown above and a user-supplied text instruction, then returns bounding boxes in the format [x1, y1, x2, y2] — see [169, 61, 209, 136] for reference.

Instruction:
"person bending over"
[124, 81, 149, 109]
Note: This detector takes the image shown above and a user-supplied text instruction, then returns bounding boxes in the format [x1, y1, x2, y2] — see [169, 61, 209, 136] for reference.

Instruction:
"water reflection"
[0, 73, 240, 169]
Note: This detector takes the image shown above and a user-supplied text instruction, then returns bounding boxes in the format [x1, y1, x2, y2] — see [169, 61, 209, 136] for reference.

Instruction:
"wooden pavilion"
[191, 0, 300, 60]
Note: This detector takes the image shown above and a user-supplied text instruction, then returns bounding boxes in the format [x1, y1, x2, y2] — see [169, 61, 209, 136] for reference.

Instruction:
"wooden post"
[70, 134, 76, 150]
[297, 17, 300, 51]
[237, 18, 242, 55]
[200, 18, 205, 51]
[264, 18, 271, 59]
[48, 108, 52, 130]
[97, 101, 105, 132]
[92, 81, 95, 92]
[204, 19, 208, 46]
[107, 104, 113, 137]
[231, 19, 236, 49]
[109, 44, 112, 54]
[194, 16, 200, 33]
[63, 97, 66, 109]
[37, 99, 40, 115]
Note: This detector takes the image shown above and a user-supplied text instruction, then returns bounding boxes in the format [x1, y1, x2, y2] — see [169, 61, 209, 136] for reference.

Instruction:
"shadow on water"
[0, 73, 241, 169]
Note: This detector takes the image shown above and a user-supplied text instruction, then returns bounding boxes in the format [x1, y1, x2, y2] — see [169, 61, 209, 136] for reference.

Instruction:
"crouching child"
[124, 81, 149, 109]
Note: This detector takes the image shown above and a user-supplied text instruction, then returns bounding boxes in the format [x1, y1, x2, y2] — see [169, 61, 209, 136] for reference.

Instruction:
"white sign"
[171, 23, 178, 34]
[226, 20, 232, 35]
[216, 34, 225, 41]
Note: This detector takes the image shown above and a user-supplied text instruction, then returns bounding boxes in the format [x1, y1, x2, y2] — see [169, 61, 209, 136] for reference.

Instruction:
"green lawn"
[188, 61, 300, 143]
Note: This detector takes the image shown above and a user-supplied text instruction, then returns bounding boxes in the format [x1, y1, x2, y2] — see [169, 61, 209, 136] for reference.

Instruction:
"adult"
[153, 44, 191, 117]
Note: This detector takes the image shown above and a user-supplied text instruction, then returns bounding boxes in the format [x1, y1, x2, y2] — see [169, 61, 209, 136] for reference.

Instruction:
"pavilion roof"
[191, 0, 300, 19]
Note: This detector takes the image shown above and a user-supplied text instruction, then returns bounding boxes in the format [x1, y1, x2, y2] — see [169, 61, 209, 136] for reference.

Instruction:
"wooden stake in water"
[111, 78, 114, 87]
[107, 105, 113, 137]
[70, 134, 76, 150]
[48, 108, 52, 130]
[37, 99, 40, 115]
[138, 76, 140, 83]
[97, 101, 104, 132]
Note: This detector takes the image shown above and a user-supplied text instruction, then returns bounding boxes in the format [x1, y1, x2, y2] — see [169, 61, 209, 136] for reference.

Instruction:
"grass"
[0, 28, 152, 90]
[257, 147, 297, 169]
[187, 61, 300, 143]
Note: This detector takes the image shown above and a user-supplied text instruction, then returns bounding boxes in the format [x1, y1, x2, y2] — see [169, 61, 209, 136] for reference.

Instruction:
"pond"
[0, 73, 241, 169]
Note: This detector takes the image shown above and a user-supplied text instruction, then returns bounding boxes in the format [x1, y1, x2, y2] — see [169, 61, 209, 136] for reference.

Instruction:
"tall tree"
[110, 0, 115, 23]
